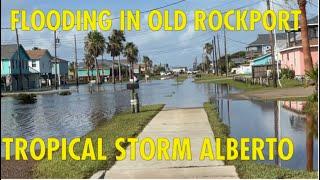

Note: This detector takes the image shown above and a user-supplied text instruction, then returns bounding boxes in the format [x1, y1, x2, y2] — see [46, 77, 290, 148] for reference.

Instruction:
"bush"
[59, 91, 72, 96]
[280, 68, 295, 79]
[16, 94, 37, 104]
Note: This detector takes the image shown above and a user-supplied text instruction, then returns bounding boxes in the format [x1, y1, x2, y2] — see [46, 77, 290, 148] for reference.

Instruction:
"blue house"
[1, 44, 31, 91]
[250, 53, 272, 66]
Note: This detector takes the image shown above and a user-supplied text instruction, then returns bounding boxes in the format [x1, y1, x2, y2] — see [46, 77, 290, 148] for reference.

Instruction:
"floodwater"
[1, 77, 318, 170]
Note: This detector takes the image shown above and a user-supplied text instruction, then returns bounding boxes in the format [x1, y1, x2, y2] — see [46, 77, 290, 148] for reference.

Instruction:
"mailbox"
[127, 83, 139, 90]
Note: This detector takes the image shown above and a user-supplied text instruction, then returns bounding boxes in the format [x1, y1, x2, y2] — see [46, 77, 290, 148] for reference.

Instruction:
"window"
[32, 60, 36, 67]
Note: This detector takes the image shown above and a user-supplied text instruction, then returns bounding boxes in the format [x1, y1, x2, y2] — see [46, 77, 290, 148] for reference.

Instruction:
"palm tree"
[143, 56, 152, 75]
[85, 53, 95, 81]
[124, 42, 139, 79]
[107, 29, 126, 84]
[296, 0, 313, 73]
[204, 42, 213, 73]
[84, 31, 106, 84]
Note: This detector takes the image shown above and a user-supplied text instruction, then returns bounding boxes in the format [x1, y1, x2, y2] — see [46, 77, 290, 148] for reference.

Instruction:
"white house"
[172, 67, 187, 73]
[26, 48, 53, 88]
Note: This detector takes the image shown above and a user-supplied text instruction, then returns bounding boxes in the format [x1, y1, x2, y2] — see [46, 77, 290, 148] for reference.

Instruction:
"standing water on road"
[1, 77, 318, 171]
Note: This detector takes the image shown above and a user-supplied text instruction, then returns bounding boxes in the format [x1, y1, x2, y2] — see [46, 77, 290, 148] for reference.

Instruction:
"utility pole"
[214, 36, 218, 75]
[266, 0, 277, 87]
[15, 28, 23, 91]
[74, 34, 79, 87]
[54, 30, 58, 90]
[211, 39, 215, 75]
[217, 33, 222, 74]
[223, 26, 228, 77]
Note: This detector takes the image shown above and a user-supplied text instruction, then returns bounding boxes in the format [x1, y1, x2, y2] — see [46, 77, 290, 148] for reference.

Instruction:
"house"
[231, 57, 247, 66]
[171, 67, 187, 73]
[1, 44, 31, 91]
[231, 64, 252, 75]
[26, 48, 53, 88]
[77, 60, 112, 82]
[280, 16, 318, 77]
[246, 33, 287, 59]
[51, 57, 69, 85]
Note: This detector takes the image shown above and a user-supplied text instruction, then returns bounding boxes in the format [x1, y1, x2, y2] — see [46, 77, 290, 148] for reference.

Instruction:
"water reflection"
[215, 88, 318, 170]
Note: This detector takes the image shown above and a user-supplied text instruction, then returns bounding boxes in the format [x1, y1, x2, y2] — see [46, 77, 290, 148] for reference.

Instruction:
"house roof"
[247, 33, 287, 47]
[1, 44, 30, 60]
[51, 57, 68, 63]
[287, 16, 318, 32]
[231, 57, 246, 64]
[1, 44, 18, 59]
[26, 49, 51, 59]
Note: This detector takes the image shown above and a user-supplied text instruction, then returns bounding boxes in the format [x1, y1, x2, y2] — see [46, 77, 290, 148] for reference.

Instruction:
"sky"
[1, 0, 319, 68]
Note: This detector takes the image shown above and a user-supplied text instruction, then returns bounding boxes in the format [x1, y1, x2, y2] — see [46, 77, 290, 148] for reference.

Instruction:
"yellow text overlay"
[10, 9, 301, 31]
[2, 137, 294, 161]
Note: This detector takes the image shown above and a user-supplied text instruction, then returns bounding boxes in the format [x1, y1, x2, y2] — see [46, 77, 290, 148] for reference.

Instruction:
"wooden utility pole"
[15, 28, 23, 90]
[54, 30, 58, 90]
[211, 39, 215, 74]
[266, 0, 277, 87]
[223, 26, 228, 77]
[214, 36, 218, 75]
[217, 34, 222, 74]
[74, 34, 79, 87]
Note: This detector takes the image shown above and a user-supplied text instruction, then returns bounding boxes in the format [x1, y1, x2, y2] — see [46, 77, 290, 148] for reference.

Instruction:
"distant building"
[230, 57, 246, 66]
[172, 67, 187, 73]
[246, 33, 287, 59]
[1, 44, 31, 91]
[51, 57, 69, 85]
[26, 48, 53, 88]
[280, 16, 318, 77]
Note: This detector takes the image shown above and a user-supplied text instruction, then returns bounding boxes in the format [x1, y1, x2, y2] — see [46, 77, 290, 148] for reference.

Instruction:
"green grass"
[195, 74, 304, 91]
[203, 102, 318, 179]
[175, 74, 188, 83]
[34, 104, 164, 178]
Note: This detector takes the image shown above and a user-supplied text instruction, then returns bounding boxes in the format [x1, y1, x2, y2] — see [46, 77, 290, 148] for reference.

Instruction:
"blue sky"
[1, 0, 319, 68]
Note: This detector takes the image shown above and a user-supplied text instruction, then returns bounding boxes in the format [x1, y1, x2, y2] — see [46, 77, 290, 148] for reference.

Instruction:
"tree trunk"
[112, 56, 115, 84]
[298, 0, 313, 73]
[118, 56, 122, 83]
[95, 57, 99, 84]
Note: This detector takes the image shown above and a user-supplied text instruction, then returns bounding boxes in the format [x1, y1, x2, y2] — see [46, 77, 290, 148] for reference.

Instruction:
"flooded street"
[1, 78, 318, 171]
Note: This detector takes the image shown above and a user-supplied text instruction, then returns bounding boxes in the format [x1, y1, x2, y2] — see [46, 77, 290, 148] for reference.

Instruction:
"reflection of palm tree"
[273, 101, 280, 166]
[84, 31, 106, 84]
[306, 113, 318, 171]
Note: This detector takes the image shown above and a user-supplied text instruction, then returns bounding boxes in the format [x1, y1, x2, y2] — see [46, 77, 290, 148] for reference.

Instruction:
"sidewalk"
[104, 108, 238, 179]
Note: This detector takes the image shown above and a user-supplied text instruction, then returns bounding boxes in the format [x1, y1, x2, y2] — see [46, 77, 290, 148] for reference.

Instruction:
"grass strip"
[203, 102, 318, 179]
[34, 104, 164, 178]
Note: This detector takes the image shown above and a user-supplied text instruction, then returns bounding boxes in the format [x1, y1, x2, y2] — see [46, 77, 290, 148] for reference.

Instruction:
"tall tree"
[204, 42, 213, 73]
[124, 42, 139, 79]
[297, 0, 314, 73]
[84, 53, 95, 81]
[106, 29, 126, 84]
[143, 56, 153, 75]
[84, 31, 106, 84]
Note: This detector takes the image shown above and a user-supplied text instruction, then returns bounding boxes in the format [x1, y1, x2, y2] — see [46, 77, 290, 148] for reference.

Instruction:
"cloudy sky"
[1, 0, 318, 68]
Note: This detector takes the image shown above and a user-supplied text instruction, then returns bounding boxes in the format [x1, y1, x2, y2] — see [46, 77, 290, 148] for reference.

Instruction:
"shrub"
[59, 91, 72, 96]
[280, 68, 295, 79]
[16, 94, 37, 104]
